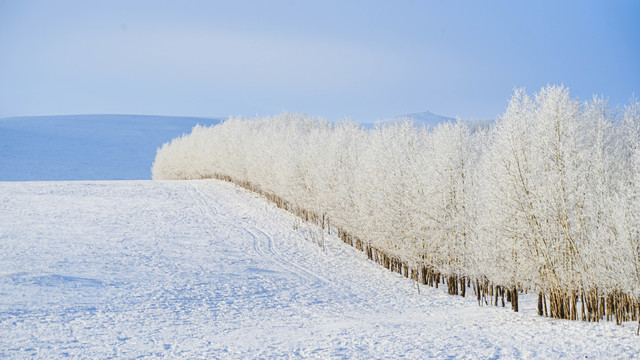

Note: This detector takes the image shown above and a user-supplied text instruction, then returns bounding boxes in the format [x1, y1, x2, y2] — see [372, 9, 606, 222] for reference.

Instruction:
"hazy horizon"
[1, 0, 638, 122]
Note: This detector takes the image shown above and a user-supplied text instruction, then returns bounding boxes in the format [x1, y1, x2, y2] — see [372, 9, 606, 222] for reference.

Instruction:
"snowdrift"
[152, 85, 640, 326]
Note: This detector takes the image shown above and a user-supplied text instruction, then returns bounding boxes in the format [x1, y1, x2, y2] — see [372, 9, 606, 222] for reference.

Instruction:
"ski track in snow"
[1, 179, 639, 359]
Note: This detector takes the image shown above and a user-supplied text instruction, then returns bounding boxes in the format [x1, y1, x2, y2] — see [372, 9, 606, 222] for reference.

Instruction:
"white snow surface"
[0, 114, 221, 181]
[1, 179, 639, 359]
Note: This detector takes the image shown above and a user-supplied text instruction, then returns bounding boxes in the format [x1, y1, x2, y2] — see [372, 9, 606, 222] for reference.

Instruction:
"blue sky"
[1, 0, 638, 122]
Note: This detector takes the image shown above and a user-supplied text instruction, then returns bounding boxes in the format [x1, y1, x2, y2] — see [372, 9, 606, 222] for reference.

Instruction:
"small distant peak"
[393, 111, 456, 124]
[361, 111, 456, 129]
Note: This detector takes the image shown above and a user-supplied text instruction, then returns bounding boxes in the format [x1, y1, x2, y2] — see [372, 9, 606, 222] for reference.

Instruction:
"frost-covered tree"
[152, 85, 640, 324]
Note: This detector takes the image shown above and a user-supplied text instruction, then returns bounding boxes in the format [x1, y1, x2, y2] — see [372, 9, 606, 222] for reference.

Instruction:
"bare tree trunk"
[538, 292, 544, 316]
[421, 266, 427, 286]
[637, 306, 640, 336]
[581, 289, 586, 321]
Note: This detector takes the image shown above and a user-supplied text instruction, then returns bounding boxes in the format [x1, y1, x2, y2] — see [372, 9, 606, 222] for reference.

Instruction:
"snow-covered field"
[2, 179, 639, 359]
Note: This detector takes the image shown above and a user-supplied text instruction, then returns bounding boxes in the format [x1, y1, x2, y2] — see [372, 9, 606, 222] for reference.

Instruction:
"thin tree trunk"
[538, 292, 544, 316]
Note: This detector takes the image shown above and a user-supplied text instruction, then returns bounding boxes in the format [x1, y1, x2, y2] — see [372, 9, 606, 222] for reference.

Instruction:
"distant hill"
[361, 111, 493, 131]
[391, 111, 457, 127]
[361, 111, 456, 129]
[0, 114, 223, 181]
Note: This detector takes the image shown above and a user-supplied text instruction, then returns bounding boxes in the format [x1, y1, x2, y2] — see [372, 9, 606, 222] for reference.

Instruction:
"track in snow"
[1, 180, 639, 359]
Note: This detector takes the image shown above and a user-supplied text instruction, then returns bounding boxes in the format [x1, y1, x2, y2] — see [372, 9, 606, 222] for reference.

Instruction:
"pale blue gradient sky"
[1, 0, 638, 122]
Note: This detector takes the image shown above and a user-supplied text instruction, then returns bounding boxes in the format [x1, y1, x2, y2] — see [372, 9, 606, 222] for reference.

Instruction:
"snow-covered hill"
[1, 179, 639, 358]
[0, 114, 222, 181]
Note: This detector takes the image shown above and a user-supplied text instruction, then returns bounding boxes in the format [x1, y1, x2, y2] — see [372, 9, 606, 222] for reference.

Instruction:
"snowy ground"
[0, 115, 221, 181]
[2, 179, 639, 359]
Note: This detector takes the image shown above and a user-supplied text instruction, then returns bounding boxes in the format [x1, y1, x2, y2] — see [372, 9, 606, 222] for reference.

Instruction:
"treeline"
[152, 85, 640, 328]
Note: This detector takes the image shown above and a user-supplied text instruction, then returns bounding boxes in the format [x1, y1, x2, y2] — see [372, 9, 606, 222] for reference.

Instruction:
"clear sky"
[1, 0, 639, 122]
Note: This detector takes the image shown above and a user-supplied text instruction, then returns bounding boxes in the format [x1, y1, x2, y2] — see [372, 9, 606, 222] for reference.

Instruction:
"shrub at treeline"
[153, 85, 640, 327]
